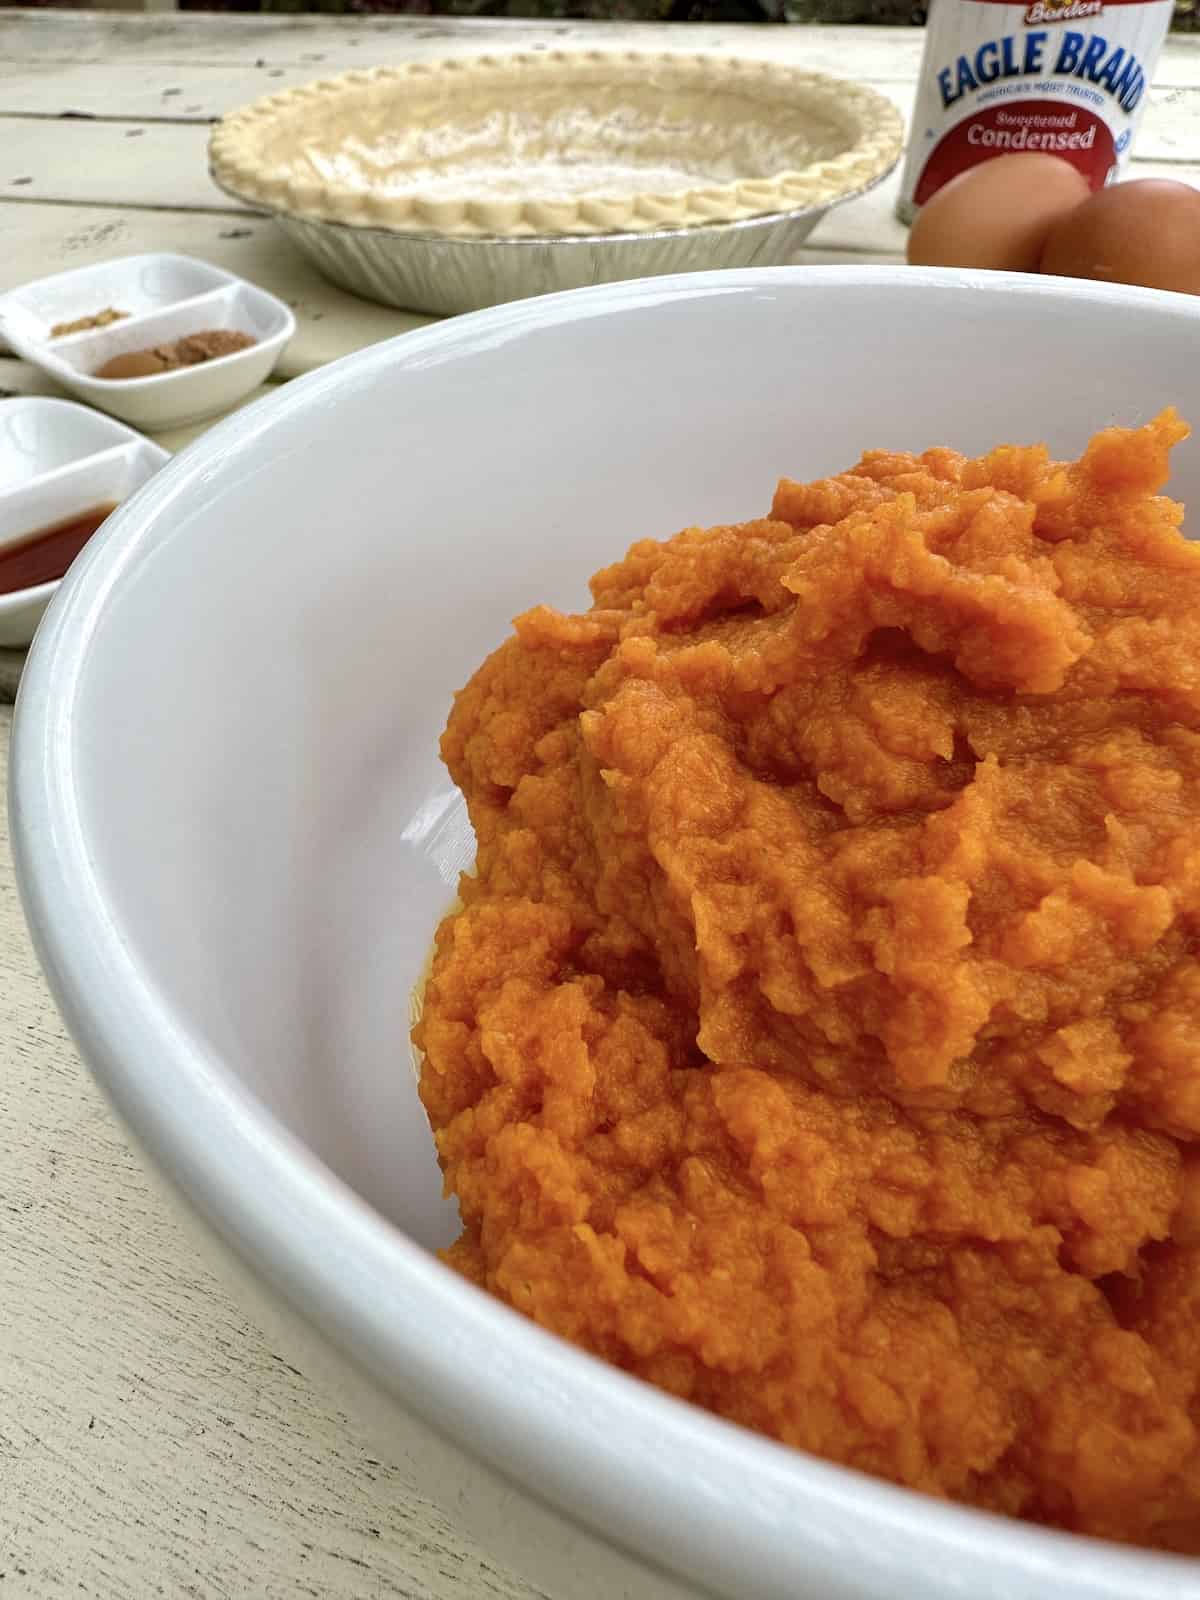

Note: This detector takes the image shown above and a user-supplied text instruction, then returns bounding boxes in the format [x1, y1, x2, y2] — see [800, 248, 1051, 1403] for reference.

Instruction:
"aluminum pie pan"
[212, 160, 898, 316]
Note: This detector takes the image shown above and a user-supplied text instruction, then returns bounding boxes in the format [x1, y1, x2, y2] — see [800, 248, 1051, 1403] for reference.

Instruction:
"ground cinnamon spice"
[94, 328, 255, 380]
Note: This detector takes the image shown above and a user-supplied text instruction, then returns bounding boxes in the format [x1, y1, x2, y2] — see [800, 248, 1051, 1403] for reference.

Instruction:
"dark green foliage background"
[249, 0, 1197, 27]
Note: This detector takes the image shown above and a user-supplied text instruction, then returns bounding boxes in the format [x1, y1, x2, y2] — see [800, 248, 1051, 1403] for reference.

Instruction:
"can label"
[898, 0, 1175, 220]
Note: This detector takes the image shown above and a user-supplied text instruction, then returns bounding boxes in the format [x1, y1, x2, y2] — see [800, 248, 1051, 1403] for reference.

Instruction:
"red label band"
[913, 102, 1118, 204]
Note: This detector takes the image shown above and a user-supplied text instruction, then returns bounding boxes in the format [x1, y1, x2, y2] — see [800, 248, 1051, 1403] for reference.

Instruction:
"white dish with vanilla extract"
[0, 396, 168, 647]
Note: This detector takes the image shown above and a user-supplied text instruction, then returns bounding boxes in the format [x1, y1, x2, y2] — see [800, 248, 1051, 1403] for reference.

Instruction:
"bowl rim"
[11, 267, 1200, 1600]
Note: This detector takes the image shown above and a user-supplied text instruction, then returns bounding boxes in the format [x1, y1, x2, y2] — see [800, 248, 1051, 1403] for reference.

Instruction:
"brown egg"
[907, 153, 1091, 273]
[1039, 179, 1200, 295]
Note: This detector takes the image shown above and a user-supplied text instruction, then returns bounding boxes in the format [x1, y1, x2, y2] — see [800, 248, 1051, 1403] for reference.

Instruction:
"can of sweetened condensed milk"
[897, 0, 1175, 222]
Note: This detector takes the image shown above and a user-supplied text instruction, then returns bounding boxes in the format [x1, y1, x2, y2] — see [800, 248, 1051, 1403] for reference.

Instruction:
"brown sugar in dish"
[414, 410, 1200, 1551]
[94, 328, 255, 380]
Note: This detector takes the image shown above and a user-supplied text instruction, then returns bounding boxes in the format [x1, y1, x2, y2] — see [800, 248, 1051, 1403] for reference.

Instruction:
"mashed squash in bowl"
[416, 410, 1200, 1551]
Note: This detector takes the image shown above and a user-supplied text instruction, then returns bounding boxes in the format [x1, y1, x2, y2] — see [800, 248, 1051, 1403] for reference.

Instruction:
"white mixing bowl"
[11, 268, 1200, 1600]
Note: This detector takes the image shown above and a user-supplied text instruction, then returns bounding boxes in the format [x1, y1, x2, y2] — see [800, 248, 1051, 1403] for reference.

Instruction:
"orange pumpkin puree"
[415, 411, 1200, 1549]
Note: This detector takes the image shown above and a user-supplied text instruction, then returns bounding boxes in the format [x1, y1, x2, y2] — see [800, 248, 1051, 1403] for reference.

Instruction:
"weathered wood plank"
[3, 47, 921, 122]
[0, 699, 546, 1600]
[7, 55, 1200, 127]
[2, 76, 1196, 229]
[1, 11, 1197, 86]
[0, 645, 22, 701]
[0, 215, 907, 393]
[2, 155, 1195, 373]
[0, 202, 432, 376]
[0, 354, 282, 452]
[0, 117, 243, 213]
[0, 14, 922, 76]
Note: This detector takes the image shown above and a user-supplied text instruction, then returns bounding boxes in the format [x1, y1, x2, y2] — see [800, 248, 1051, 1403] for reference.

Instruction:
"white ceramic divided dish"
[0, 253, 294, 431]
[11, 269, 1200, 1600]
[0, 398, 168, 647]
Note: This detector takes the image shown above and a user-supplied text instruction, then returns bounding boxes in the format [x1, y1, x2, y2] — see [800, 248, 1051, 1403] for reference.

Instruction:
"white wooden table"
[0, 11, 1198, 1596]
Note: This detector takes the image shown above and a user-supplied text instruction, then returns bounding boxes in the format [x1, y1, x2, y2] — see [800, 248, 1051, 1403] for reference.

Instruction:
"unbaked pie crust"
[209, 51, 905, 239]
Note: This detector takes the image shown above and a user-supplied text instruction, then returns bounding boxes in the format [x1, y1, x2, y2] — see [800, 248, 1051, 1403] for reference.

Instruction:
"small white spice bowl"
[0, 397, 168, 647]
[0, 253, 294, 432]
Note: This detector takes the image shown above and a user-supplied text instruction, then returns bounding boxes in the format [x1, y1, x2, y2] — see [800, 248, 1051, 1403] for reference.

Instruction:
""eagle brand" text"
[938, 30, 1147, 116]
